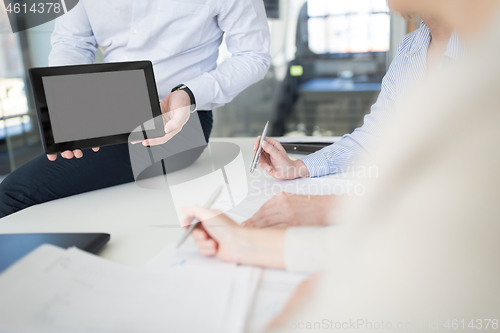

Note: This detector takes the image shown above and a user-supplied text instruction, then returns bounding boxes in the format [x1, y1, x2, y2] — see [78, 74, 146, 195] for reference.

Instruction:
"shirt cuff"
[284, 227, 330, 273]
[183, 75, 214, 111]
[301, 153, 330, 178]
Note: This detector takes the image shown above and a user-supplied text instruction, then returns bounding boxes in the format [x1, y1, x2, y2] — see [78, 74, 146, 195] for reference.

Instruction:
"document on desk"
[146, 244, 262, 333]
[247, 269, 309, 333]
[0, 244, 244, 333]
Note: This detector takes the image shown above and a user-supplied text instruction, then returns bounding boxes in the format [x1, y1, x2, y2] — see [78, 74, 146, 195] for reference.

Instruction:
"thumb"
[261, 140, 282, 159]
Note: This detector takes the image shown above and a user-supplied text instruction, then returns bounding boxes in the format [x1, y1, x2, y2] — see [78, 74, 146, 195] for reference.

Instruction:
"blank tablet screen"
[42, 70, 154, 144]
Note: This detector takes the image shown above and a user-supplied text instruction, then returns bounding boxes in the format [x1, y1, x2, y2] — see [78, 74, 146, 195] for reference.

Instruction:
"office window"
[307, 0, 390, 55]
[0, 28, 30, 141]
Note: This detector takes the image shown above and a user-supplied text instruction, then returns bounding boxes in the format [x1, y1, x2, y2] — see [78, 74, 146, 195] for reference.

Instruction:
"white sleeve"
[184, 0, 271, 110]
[48, 2, 97, 66]
[284, 226, 333, 273]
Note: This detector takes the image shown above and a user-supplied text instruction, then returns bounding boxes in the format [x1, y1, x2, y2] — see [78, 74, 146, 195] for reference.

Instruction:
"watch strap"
[171, 84, 196, 113]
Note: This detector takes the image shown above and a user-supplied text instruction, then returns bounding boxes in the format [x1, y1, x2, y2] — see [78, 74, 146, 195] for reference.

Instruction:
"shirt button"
[133, 29, 138, 34]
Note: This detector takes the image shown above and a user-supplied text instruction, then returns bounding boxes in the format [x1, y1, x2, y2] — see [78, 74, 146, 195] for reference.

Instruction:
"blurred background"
[0, 0, 420, 178]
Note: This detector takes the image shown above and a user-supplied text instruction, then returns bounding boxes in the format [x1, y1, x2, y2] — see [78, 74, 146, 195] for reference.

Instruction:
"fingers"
[264, 137, 286, 152]
[192, 228, 217, 256]
[73, 150, 83, 159]
[258, 152, 274, 174]
[244, 193, 293, 228]
[142, 110, 187, 146]
[47, 147, 99, 161]
[245, 212, 288, 228]
[62, 150, 82, 159]
[47, 154, 57, 161]
[253, 136, 261, 151]
[181, 216, 195, 228]
[141, 130, 178, 146]
[61, 150, 74, 159]
[261, 140, 281, 157]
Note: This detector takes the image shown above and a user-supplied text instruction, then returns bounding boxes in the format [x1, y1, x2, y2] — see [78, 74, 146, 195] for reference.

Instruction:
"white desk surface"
[0, 137, 314, 332]
[0, 138, 283, 265]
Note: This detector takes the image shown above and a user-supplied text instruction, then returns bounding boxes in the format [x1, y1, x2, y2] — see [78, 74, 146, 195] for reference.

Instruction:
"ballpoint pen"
[250, 121, 269, 173]
[176, 185, 223, 248]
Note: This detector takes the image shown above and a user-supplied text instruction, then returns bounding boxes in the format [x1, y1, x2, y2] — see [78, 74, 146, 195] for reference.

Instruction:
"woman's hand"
[253, 137, 310, 180]
[182, 206, 286, 269]
[181, 206, 242, 263]
[242, 193, 338, 228]
[139, 90, 191, 146]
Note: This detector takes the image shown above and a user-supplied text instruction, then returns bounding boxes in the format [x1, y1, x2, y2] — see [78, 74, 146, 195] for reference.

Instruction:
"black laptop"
[0, 233, 110, 273]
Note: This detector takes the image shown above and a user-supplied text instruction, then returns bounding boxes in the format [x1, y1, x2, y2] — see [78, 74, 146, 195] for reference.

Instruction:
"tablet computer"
[0, 233, 110, 273]
[29, 61, 165, 154]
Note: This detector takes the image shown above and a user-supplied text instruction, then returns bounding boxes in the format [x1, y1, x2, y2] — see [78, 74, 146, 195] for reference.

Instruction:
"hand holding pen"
[251, 133, 310, 179]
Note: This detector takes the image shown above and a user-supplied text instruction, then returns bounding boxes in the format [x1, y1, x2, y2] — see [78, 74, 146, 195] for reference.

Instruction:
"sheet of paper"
[147, 244, 262, 333]
[222, 265, 262, 333]
[0, 244, 236, 333]
[246, 269, 310, 333]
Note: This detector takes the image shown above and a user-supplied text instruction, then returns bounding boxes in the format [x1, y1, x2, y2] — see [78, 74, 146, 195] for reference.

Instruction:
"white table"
[0, 137, 313, 332]
[0, 138, 278, 264]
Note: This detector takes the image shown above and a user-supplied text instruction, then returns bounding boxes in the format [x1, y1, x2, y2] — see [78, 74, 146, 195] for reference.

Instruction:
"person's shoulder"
[395, 23, 429, 57]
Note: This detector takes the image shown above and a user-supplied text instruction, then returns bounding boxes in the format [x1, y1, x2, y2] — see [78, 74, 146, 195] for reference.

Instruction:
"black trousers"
[0, 111, 213, 219]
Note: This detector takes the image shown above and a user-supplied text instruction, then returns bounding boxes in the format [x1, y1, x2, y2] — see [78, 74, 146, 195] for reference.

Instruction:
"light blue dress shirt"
[48, 0, 271, 111]
[301, 23, 464, 177]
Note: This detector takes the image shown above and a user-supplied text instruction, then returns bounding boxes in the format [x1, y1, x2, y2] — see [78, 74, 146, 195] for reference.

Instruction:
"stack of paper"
[0, 244, 259, 333]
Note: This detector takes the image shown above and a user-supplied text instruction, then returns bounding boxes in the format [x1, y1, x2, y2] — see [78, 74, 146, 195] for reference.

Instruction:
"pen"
[250, 121, 269, 173]
[176, 185, 223, 248]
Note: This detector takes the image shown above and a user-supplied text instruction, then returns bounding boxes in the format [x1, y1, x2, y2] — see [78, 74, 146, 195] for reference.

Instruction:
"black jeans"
[0, 111, 213, 219]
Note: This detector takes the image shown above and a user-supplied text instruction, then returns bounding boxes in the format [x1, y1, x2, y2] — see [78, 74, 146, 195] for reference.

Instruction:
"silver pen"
[250, 121, 269, 173]
[176, 185, 223, 248]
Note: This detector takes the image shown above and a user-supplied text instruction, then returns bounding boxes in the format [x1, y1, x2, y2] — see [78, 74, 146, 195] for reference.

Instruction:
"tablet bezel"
[29, 61, 165, 154]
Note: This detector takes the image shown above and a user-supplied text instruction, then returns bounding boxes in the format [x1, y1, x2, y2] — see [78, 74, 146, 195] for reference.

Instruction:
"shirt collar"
[407, 22, 431, 57]
[444, 30, 465, 61]
[407, 21, 465, 61]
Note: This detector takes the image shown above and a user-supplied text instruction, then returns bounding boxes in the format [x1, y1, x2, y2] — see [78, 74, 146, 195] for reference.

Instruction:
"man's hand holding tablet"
[137, 89, 192, 147]
[46, 147, 100, 161]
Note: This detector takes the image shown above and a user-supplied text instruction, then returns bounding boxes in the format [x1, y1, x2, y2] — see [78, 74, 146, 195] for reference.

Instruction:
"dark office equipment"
[264, 0, 280, 19]
[272, 1, 388, 136]
[282, 142, 331, 154]
[0, 233, 110, 273]
[29, 61, 165, 154]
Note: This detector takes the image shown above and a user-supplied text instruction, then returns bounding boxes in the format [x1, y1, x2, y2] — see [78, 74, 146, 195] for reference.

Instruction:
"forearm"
[184, 51, 270, 111]
[48, 3, 97, 67]
[49, 45, 96, 66]
[185, 0, 271, 110]
[233, 228, 286, 269]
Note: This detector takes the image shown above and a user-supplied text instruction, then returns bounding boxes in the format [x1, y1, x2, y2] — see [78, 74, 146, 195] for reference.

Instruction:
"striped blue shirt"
[301, 23, 464, 177]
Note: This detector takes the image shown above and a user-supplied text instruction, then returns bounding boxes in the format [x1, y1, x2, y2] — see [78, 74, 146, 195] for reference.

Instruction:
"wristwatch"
[171, 84, 196, 113]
